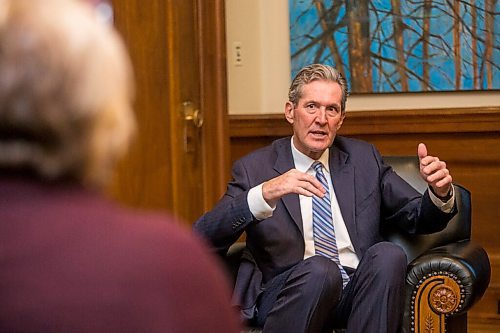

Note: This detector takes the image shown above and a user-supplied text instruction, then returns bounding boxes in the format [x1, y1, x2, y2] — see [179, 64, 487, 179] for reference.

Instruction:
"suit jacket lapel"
[329, 146, 358, 246]
[273, 139, 304, 235]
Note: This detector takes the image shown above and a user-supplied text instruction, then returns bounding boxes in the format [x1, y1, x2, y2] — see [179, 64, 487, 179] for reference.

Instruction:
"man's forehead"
[298, 81, 342, 102]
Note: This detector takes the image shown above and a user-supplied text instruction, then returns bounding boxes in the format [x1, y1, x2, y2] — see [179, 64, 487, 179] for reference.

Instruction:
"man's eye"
[326, 107, 338, 115]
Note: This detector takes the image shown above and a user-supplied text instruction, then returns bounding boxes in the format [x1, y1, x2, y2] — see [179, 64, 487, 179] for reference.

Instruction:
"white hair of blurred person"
[0, 0, 135, 188]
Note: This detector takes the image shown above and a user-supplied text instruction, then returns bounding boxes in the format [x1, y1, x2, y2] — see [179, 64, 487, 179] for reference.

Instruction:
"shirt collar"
[290, 136, 330, 174]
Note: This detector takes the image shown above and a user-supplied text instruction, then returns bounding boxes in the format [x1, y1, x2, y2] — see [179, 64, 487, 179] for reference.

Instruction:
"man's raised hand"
[262, 169, 326, 207]
[418, 143, 452, 198]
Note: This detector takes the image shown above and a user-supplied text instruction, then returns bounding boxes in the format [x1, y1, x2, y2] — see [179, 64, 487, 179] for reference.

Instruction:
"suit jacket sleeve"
[376, 147, 455, 235]
[193, 158, 257, 253]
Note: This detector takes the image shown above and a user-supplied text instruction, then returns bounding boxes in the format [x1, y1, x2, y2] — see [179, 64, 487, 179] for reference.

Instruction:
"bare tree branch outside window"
[289, 0, 500, 93]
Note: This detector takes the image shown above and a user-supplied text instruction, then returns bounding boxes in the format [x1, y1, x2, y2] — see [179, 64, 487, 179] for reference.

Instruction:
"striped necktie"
[312, 161, 350, 288]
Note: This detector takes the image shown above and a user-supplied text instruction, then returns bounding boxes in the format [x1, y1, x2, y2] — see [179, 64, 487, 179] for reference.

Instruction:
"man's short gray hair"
[288, 64, 349, 113]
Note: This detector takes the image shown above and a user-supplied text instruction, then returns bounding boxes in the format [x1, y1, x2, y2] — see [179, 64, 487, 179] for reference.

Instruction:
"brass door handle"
[182, 101, 203, 128]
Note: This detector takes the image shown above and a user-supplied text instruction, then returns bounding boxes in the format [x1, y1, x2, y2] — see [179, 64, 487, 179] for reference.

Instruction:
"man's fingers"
[298, 175, 326, 197]
[425, 167, 448, 183]
[298, 183, 325, 198]
[422, 160, 446, 175]
[272, 169, 326, 198]
[435, 175, 453, 189]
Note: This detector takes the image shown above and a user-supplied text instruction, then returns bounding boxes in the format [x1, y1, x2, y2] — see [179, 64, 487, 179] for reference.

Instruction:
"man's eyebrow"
[328, 103, 341, 109]
[301, 100, 340, 109]
[302, 99, 317, 104]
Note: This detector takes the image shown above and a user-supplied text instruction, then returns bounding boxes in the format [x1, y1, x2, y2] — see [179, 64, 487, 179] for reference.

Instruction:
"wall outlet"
[232, 41, 243, 67]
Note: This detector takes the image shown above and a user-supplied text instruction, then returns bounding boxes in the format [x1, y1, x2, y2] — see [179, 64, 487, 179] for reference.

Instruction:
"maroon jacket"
[0, 176, 241, 333]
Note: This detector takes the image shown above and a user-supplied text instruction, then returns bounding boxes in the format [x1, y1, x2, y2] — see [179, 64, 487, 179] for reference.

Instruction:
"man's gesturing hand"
[262, 169, 326, 207]
[418, 143, 453, 198]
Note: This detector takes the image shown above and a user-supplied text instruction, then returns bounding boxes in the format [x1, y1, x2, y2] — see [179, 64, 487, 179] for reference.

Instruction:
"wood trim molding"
[229, 107, 500, 137]
[229, 113, 290, 137]
[197, 0, 231, 209]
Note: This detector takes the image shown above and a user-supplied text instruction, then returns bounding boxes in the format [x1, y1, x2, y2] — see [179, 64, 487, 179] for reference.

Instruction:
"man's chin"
[306, 139, 331, 151]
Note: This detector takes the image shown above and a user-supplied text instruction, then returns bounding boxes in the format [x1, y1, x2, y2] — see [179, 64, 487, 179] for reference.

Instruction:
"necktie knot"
[312, 162, 327, 188]
[312, 161, 323, 173]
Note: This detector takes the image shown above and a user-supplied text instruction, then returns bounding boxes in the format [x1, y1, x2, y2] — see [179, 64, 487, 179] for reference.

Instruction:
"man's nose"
[315, 107, 328, 123]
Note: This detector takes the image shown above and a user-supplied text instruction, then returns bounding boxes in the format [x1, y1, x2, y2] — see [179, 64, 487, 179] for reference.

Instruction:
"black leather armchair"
[224, 156, 491, 333]
[382, 156, 490, 333]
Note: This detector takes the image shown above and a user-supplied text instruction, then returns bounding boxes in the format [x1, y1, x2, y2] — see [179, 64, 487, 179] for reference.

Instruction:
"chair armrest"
[407, 240, 491, 312]
[404, 240, 491, 332]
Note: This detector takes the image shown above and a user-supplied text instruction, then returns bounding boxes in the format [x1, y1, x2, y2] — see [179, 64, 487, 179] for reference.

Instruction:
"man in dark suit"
[194, 64, 455, 332]
[0, 1, 241, 332]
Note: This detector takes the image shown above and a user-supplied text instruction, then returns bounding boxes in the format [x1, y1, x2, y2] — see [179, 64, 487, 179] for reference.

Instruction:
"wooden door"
[108, 0, 229, 226]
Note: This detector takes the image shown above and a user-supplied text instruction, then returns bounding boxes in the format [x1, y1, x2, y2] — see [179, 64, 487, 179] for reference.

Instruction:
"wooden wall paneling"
[196, 0, 231, 210]
[109, 0, 173, 211]
[229, 107, 500, 329]
[108, 0, 229, 226]
[163, 0, 205, 224]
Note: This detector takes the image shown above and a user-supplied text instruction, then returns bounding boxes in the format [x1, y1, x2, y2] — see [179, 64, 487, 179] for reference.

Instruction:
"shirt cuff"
[247, 183, 275, 220]
[429, 185, 455, 214]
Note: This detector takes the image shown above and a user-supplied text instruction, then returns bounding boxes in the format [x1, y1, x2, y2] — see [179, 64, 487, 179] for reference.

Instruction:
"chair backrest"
[381, 156, 472, 263]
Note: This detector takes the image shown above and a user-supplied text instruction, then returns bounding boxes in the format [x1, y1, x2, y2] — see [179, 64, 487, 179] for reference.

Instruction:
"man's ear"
[284, 101, 294, 124]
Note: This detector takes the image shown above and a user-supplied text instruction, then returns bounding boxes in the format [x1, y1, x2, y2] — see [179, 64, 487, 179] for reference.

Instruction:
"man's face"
[285, 80, 345, 160]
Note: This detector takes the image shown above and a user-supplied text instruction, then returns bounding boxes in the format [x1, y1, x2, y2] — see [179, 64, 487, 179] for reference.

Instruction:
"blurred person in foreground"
[0, 0, 241, 332]
[194, 64, 456, 333]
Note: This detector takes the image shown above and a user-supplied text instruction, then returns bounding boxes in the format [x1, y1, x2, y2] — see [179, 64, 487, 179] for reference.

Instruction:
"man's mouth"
[310, 130, 327, 137]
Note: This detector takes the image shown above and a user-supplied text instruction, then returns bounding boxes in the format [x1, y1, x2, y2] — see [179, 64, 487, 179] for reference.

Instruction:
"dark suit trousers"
[256, 242, 407, 333]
